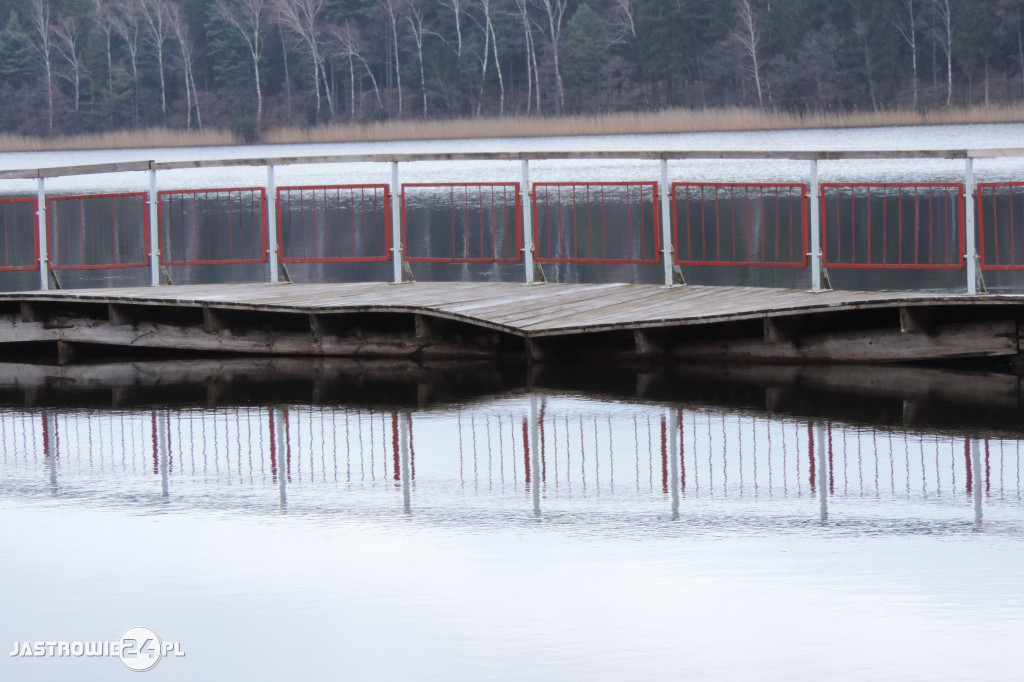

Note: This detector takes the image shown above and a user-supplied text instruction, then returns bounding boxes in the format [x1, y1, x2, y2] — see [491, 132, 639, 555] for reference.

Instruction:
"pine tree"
[0, 11, 39, 87]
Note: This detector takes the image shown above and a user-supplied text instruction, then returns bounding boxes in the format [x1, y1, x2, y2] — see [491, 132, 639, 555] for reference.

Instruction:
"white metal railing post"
[267, 165, 279, 284]
[660, 159, 674, 286]
[809, 159, 822, 292]
[522, 160, 535, 284]
[964, 157, 978, 294]
[37, 177, 48, 291]
[391, 161, 403, 284]
[148, 169, 160, 286]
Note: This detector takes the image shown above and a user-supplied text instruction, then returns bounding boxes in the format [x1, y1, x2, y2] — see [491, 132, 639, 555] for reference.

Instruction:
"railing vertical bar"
[660, 159, 673, 286]
[1008, 186, 1015, 266]
[882, 185, 889, 265]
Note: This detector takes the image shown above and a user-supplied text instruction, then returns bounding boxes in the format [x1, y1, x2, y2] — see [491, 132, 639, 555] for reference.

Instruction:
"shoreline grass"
[1, 105, 1022, 153]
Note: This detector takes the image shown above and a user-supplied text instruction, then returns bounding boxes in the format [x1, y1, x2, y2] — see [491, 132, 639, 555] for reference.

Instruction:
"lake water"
[1, 360, 1022, 681]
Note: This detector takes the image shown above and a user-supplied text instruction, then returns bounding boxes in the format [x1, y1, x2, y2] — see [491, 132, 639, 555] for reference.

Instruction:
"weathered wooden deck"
[1, 282, 1022, 364]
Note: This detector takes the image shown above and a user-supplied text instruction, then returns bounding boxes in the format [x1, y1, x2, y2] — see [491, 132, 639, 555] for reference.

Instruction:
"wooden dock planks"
[2, 282, 1021, 339]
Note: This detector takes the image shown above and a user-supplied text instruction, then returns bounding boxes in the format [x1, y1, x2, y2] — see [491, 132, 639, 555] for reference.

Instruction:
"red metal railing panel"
[0, 197, 38, 272]
[401, 183, 522, 263]
[532, 182, 660, 264]
[159, 188, 267, 266]
[821, 183, 965, 269]
[977, 182, 1024, 270]
[277, 185, 391, 263]
[46, 193, 148, 270]
[671, 183, 808, 267]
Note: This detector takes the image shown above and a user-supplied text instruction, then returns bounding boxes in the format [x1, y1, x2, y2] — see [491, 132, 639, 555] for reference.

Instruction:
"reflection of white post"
[390, 161, 403, 284]
[267, 165, 279, 284]
[148, 169, 160, 286]
[668, 407, 679, 518]
[530, 394, 541, 516]
[37, 178, 49, 291]
[522, 160, 535, 284]
[816, 422, 828, 523]
[275, 407, 287, 509]
[45, 412, 57, 488]
[660, 159, 674, 287]
[964, 158, 978, 294]
[400, 412, 412, 514]
[158, 411, 170, 498]
[809, 160, 822, 292]
[970, 438, 983, 527]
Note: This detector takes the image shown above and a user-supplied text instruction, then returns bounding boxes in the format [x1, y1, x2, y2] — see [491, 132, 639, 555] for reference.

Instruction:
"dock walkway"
[1, 283, 1022, 364]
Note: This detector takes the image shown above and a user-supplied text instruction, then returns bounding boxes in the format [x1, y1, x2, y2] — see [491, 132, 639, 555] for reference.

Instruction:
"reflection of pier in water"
[2, 398, 1020, 527]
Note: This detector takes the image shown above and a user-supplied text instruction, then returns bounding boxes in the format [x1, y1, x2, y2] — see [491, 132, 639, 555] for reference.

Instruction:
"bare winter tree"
[610, 0, 637, 43]
[111, 0, 143, 127]
[379, 0, 406, 118]
[514, 0, 541, 113]
[441, 0, 467, 62]
[931, 0, 953, 106]
[405, 0, 434, 117]
[440, 0, 469, 113]
[167, 1, 201, 129]
[475, 0, 505, 116]
[328, 21, 382, 117]
[894, 0, 920, 110]
[53, 16, 84, 112]
[855, 19, 879, 111]
[273, 0, 334, 123]
[535, 0, 568, 113]
[138, 0, 171, 120]
[1018, 5, 1024, 101]
[278, 23, 294, 123]
[215, 0, 267, 132]
[734, 0, 765, 109]
[27, 0, 56, 131]
[90, 0, 117, 106]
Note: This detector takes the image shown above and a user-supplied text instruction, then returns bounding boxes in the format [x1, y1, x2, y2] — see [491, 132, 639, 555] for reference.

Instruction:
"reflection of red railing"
[533, 182, 660, 264]
[672, 183, 808, 267]
[977, 182, 1024, 270]
[278, 185, 391, 263]
[402, 183, 522, 263]
[0, 197, 38, 272]
[821, 183, 965, 269]
[47, 193, 149, 270]
[159, 188, 267, 266]
[4, 406, 1019, 501]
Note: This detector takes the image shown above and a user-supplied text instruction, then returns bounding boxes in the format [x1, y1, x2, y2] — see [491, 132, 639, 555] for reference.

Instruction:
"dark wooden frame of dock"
[0, 282, 1020, 367]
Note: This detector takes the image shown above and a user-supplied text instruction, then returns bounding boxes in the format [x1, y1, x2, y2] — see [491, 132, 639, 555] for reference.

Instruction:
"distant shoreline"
[1, 105, 1023, 154]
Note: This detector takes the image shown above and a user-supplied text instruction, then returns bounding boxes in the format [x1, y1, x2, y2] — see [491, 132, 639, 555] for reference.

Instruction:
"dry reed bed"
[264, 105, 1024, 146]
[0, 127, 236, 153]
[1, 106, 1022, 153]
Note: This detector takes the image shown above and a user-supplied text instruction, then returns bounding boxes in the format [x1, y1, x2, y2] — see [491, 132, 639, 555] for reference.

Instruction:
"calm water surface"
[1, 364, 1022, 681]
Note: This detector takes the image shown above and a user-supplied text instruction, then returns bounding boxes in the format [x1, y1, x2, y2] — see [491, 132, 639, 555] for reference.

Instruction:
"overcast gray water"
[1, 370, 1022, 681]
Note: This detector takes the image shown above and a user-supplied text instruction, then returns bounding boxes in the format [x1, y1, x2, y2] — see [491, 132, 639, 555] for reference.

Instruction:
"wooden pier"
[0, 282, 1021, 365]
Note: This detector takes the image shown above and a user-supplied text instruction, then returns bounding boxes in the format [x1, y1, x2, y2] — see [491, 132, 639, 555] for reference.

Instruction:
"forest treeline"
[1, 0, 1023, 140]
